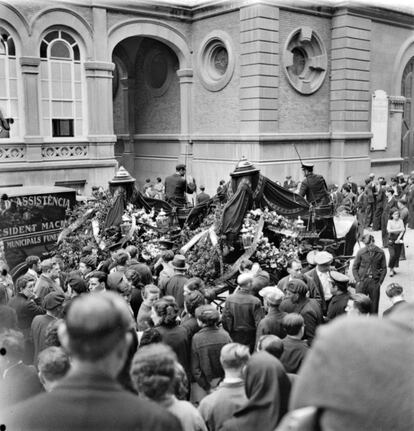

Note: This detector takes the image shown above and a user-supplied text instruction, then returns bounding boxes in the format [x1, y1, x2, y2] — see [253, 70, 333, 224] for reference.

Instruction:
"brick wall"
[278, 9, 331, 133]
[134, 39, 180, 134]
[191, 11, 240, 134]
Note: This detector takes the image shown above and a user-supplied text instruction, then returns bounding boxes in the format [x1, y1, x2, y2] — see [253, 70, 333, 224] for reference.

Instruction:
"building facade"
[0, 0, 413, 195]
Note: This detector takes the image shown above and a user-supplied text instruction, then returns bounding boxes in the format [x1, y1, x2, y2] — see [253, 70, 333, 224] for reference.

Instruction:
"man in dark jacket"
[164, 255, 189, 311]
[164, 163, 196, 207]
[222, 273, 263, 352]
[299, 163, 330, 206]
[196, 185, 211, 204]
[256, 286, 287, 346]
[280, 313, 309, 374]
[4, 291, 182, 431]
[31, 292, 65, 362]
[191, 305, 232, 393]
[352, 233, 387, 314]
[8, 276, 45, 337]
[326, 271, 351, 321]
[280, 279, 323, 345]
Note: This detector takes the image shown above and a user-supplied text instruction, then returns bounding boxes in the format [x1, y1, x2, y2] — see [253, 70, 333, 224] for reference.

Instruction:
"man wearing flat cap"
[326, 271, 351, 321]
[165, 163, 196, 207]
[6, 292, 182, 431]
[31, 291, 65, 361]
[305, 251, 334, 315]
[256, 286, 287, 345]
[222, 273, 264, 352]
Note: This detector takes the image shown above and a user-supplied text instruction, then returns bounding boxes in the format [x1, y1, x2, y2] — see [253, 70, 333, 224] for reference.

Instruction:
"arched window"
[40, 30, 84, 138]
[0, 29, 19, 138]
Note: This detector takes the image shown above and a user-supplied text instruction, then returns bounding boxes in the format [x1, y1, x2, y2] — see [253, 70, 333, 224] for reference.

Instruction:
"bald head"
[62, 291, 132, 361]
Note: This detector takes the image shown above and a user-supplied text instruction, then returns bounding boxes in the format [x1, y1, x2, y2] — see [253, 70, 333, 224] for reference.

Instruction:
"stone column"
[121, 76, 135, 173]
[84, 61, 116, 159]
[177, 68, 193, 171]
[20, 56, 42, 161]
[239, 4, 279, 135]
[330, 9, 372, 181]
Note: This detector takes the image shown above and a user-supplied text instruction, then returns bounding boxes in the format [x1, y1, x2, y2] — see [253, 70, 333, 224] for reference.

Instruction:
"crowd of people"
[0, 238, 412, 430]
[0, 165, 413, 430]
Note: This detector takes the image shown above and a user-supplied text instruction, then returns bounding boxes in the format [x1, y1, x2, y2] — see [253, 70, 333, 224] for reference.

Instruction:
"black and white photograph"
[0, 0, 413, 429]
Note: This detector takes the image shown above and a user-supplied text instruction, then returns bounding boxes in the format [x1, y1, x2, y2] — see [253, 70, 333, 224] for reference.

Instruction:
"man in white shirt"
[305, 251, 334, 315]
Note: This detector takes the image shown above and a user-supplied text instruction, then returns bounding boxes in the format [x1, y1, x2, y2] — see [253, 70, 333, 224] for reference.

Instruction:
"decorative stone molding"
[389, 95, 406, 113]
[41, 144, 88, 159]
[0, 145, 25, 161]
[283, 26, 327, 95]
[197, 30, 235, 92]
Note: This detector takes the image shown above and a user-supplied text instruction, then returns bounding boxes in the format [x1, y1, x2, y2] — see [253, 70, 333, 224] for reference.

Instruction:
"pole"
[292, 143, 303, 166]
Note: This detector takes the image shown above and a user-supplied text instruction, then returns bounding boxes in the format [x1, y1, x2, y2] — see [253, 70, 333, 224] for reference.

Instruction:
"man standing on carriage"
[298, 162, 335, 238]
[164, 163, 196, 208]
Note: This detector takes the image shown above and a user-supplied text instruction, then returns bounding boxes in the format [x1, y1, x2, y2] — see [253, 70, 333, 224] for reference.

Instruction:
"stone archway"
[108, 21, 192, 187]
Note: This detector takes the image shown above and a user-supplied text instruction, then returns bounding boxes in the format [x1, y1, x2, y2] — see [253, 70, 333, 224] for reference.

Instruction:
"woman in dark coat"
[151, 298, 191, 381]
[221, 351, 291, 431]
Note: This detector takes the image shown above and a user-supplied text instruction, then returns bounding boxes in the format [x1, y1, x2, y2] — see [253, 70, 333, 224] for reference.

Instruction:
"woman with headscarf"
[220, 351, 291, 431]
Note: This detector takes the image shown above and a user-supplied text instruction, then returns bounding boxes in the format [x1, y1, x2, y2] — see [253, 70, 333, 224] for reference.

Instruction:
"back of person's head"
[40, 258, 54, 273]
[350, 293, 371, 315]
[139, 327, 162, 347]
[113, 250, 130, 266]
[287, 279, 308, 298]
[125, 245, 138, 260]
[161, 250, 174, 263]
[25, 255, 40, 269]
[38, 346, 70, 387]
[131, 343, 177, 401]
[184, 290, 205, 316]
[195, 304, 220, 327]
[67, 276, 88, 296]
[152, 299, 179, 327]
[386, 283, 404, 298]
[0, 329, 24, 361]
[184, 277, 205, 293]
[44, 319, 64, 348]
[125, 268, 141, 287]
[60, 291, 132, 361]
[220, 342, 250, 370]
[283, 313, 305, 336]
[364, 178, 371, 185]
[0, 305, 17, 332]
[15, 275, 34, 293]
[257, 334, 284, 359]
[342, 184, 351, 193]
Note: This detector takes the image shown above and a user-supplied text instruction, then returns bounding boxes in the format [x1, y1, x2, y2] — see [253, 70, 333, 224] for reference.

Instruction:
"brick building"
[0, 0, 413, 194]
